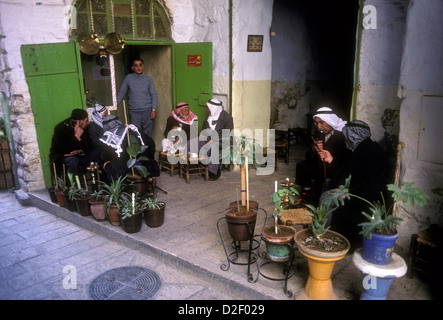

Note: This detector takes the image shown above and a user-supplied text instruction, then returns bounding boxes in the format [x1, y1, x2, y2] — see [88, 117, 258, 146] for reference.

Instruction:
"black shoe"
[209, 172, 220, 181]
[209, 168, 221, 181]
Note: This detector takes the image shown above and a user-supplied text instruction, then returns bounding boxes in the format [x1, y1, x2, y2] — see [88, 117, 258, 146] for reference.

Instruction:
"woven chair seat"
[417, 224, 443, 248]
[278, 208, 311, 226]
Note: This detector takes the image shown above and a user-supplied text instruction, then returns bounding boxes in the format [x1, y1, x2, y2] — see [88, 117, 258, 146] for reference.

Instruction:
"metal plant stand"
[217, 208, 267, 282]
[256, 236, 296, 298]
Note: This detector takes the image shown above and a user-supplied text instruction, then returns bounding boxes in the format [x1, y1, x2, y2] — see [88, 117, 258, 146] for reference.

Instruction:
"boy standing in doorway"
[117, 58, 158, 138]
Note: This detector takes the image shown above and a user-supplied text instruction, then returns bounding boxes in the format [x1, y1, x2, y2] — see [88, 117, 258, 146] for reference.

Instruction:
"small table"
[179, 154, 209, 184]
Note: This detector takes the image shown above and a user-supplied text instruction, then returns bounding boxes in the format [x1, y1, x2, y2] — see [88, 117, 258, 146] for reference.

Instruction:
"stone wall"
[0, 0, 70, 191]
[394, 0, 443, 255]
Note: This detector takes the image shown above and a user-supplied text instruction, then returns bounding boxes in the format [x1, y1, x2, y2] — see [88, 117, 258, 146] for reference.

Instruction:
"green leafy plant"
[126, 135, 150, 178]
[304, 202, 337, 239]
[271, 186, 299, 234]
[99, 175, 128, 210]
[90, 190, 105, 202]
[323, 175, 429, 239]
[67, 175, 91, 200]
[119, 192, 144, 220]
[220, 134, 261, 169]
[56, 177, 67, 191]
[141, 197, 165, 210]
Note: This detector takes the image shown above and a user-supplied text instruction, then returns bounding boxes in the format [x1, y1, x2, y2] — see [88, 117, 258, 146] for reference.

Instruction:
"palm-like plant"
[99, 175, 127, 210]
[323, 175, 429, 239]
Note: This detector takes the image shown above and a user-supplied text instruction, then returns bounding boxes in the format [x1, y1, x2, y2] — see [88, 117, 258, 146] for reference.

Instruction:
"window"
[70, 0, 171, 41]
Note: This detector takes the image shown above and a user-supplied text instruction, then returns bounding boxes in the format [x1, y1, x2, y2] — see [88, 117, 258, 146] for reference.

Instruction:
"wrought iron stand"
[256, 236, 296, 298]
[217, 208, 267, 282]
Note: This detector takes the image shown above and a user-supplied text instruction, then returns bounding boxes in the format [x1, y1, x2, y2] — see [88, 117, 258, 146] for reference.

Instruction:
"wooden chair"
[274, 130, 290, 165]
[407, 224, 443, 279]
[179, 155, 209, 184]
[158, 151, 180, 177]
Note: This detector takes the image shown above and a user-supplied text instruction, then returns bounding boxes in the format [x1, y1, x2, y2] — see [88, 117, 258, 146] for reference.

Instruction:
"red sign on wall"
[187, 55, 202, 67]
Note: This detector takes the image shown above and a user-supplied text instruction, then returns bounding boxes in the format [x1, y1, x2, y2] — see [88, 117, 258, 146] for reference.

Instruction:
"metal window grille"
[70, 0, 171, 41]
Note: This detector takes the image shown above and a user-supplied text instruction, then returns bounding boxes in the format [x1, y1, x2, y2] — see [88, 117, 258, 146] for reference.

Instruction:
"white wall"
[395, 0, 443, 255]
[356, 0, 408, 143]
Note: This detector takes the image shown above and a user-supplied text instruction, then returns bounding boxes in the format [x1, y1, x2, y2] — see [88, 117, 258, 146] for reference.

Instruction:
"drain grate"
[88, 266, 162, 300]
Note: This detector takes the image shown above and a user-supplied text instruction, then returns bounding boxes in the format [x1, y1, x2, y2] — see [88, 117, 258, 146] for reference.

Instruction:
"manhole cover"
[88, 266, 161, 300]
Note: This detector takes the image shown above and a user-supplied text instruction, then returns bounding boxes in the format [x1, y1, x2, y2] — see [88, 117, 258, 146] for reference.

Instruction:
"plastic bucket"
[362, 232, 399, 265]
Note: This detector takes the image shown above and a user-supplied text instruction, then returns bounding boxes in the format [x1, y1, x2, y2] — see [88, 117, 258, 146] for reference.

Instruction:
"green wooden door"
[21, 41, 85, 188]
[174, 42, 212, 132]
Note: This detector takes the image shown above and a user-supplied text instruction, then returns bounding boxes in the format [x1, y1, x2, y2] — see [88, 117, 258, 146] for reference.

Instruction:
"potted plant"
[293, 200, 350, 300]
[63, 173, 78, 212]
[119, 192, 144, 233]
[51, 163, 66, 207]
[126, 135, 150, 196]
[68, 175, 92, 216]
[221, 134, 261, 241]
[225, 200, 259, 242]
[142, 197, 165, 228]
[99, 175, 128, 226]
[89, 190, 107, 221]
[54, 177, 66, 207]
[323, 175, 429, 265]
[261, 186, 300, 262]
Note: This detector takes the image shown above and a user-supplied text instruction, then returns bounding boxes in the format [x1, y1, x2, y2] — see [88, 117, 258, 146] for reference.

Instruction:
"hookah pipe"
[312, 131, 327, 191]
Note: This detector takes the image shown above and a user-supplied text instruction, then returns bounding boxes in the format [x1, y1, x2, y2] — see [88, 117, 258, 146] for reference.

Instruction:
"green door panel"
[174, 42, 212, 132]
[21, 41, 86, 188]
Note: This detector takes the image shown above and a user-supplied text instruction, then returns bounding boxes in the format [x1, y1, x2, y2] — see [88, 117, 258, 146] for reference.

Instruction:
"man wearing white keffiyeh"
[88, 103, 158, 181]
[296, 106, 351, 205]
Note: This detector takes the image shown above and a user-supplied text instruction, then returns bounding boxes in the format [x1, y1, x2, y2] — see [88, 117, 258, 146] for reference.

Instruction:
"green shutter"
[21, 41, 85, 188]
[174, 42, 213, 132]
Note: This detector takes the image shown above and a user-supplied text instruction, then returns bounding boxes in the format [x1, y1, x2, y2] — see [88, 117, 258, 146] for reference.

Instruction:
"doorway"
[270, 0, 359, 130]
[82, 44, 173, 150]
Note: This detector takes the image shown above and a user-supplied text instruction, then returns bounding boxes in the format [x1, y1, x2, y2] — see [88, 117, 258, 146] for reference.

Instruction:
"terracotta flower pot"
[54, 189, 65, 207]
[225, 206, 258, 242]
[108, 204, 121, 226]
[89, 198, 106, 221]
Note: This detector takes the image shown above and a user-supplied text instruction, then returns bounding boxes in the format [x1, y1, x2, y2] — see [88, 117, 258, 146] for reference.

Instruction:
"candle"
[245, 156, 249, 213]
[275, 180, 278, 192]
[132, 193, 135, 215]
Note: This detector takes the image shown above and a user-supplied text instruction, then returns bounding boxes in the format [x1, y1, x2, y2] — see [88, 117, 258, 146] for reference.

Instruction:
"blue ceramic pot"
[362, 231, 399, 265]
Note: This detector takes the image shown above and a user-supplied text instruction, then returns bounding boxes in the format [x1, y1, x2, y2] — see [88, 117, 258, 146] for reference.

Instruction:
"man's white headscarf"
[206, 99, 223, 130]
[313, 106, 347, 132]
